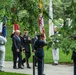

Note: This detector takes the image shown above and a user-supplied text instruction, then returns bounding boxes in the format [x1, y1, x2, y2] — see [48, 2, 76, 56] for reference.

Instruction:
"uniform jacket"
[72, 51, 76, 64]
[23, 35, 31, 52]
[51, 31, 60, 49]
[0, 36, 7, 45]
[0, 36, 7, 52]
[34, 39, 47, 57]
[31, 36, 38, 52]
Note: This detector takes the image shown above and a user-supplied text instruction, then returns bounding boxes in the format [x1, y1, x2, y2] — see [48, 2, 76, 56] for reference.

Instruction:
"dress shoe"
[13, 67, 18, 69]
[35, 65, 38, 67]
[27, 66, 31, 69]
[52, 63, 58, 65]
[0, 70, 4, 72]
[18, 67, 24, 69]
[22, 63, 24, 67]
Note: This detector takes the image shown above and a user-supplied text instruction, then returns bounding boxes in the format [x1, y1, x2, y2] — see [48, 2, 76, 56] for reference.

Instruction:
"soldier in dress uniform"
[34, 34, 47, 75]
[71, 35, 76, 75]
[52, 26, 60, 65]
[0, 24, 7, 71]
[22, 30, 31, 68]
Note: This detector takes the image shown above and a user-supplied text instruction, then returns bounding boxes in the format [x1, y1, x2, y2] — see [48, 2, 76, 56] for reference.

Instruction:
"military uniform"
[72, 51, 76, 75]
[52, 31, 60, 65]
[71, 35, 76, 75]
[34, 34, 47, 75]
[0, 23, 7, 71]
[22, 34, 31, 68]
[0, 35, 7, 71]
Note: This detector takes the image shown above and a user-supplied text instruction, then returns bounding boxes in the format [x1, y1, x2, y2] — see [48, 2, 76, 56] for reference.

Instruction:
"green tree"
[47, 0, 76, 54]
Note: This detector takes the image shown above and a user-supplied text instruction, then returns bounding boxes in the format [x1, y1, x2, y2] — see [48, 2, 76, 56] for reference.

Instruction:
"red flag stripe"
[39, 13, 46, 39]
[14, 23, 20, 31]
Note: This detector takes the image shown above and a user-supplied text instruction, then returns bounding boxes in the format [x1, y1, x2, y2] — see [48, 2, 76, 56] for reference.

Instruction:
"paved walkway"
[4, 61, 73, 75]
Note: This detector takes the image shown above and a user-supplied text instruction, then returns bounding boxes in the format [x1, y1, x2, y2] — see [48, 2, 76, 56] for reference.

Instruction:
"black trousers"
[22, 52, 31, 67]
[13, 51, 22, 68]
[37, 56, 43, 75]
[72, 52, 76, 75]
[73, 60, 76, 75]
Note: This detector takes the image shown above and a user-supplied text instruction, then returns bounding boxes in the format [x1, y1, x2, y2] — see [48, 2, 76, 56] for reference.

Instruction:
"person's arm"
[42, 40, 47, 47]
[28, 36, 32, 43]
[31, 38, 34, 52]
[34, 40, 37, 50]
[1, 37, 7, 43]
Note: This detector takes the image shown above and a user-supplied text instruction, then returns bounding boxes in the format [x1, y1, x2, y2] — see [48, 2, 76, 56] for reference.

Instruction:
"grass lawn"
[0, 72, 29, 75]
[5, 25, 73, 63]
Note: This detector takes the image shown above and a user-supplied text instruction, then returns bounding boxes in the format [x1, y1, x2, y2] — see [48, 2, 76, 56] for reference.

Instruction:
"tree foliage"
[47, 0, 76, 54]
[0, 0, 76, 54]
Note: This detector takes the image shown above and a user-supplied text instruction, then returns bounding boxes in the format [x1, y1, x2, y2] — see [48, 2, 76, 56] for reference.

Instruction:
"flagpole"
[0, 22, 3, 32]
[39, 0, 43, 13]
[39, 0, 46, 42]
[49, 0, 54, 37]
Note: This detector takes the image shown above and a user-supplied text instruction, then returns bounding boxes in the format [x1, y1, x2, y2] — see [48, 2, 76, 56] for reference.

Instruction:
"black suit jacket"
[12, 35, 22, 52]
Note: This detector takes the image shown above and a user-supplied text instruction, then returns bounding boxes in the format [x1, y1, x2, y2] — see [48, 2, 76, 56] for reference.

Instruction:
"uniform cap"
[24, 29, 28, 33]
[24, 30, 28, 33]
[54, 26, 57, 28]
[36, 34, 42, 38]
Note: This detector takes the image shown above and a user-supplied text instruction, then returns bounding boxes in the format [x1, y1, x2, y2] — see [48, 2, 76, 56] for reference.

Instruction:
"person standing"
[34, 34, 47, 75]
[0, 32, 7, 71]
[52, 26, 60, 65]
[22, 30, 31, 68]
[71, 35, 76, 75]
[12, 30, 23, 69]
[72, 51, 76, 75]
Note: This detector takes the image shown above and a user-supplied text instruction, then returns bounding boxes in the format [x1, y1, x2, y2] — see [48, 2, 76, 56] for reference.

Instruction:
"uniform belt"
[0, 44, 5, 45]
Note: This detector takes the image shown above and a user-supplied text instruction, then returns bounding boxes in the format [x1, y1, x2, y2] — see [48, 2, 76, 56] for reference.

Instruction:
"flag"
[49, 0, 54, 37]
[2, 24, 6, 37]
[0, 22, 3, 32]
[13, 22, 20, 32]
[39, 13, 46, 41]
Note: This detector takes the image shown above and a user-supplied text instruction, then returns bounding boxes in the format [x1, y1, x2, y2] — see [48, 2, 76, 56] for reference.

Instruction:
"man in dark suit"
[22, 30, 31, 68]
[12, 30, 23, 69]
